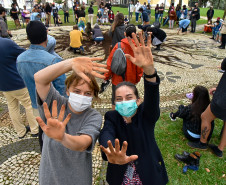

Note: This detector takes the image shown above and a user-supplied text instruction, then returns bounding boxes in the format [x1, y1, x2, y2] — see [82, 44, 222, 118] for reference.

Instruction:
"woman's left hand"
[125, 32, 155, 75]
[36, 100, 71, 142]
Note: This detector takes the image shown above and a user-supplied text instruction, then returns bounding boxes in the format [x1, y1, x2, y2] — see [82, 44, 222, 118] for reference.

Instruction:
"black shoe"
[210, 37, 214, 39]
[99, 80, 111, 94]
[218, 45, 223, 48]
[208, 144, 223, 158]
[219, 46, 225, 49]
[187, 141, 208, 150]
[19, 126, 30, 139]
[154, 47, 160, 50]
[169, 112, 176, 121]
[31, 133, 39, 138]
[175, 152, 200, 166]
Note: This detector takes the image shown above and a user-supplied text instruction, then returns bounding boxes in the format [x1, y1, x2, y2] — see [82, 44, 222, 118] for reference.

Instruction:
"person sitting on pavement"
[103, 24, 143, 109]
[70, 25, 84, 54]
[34, 56, 108, 185]
[146, 25, 167, 50]
[170, 85, 214, 142]
[92, 23, 104, 45]
[99, 32, 168, 185]
[0, 37, 39, 139]
[177, 18, 190, 34]
[188, 58, 226, 158]
[96, 10, 103, 25]
[124, 15, 129, 25]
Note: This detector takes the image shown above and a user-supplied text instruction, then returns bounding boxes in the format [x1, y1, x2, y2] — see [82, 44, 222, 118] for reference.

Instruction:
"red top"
[109, 13, 114, 20]
[104, 38, 143, 85]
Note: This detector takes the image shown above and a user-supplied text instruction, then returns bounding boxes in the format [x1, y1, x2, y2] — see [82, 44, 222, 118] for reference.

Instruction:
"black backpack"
[111, 42, 127, 80]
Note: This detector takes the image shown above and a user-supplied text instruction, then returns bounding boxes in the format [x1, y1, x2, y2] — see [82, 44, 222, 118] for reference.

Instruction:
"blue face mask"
[115, 100, 138, 117]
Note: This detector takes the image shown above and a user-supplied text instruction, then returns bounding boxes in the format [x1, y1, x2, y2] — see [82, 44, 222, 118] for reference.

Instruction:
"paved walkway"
[0, 25, 225, 184]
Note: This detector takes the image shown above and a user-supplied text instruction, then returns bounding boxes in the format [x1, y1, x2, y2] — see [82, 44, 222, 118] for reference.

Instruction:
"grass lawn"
[7, 7, 224, 30]
[156, 112, 225, 184]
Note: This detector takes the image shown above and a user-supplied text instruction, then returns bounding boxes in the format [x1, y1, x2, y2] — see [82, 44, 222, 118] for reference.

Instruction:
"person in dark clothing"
[105, 1, 112, 12]
[45, 2, 52, 27]
[207, 6, 214, 22]
[108, 13, 125, 48]
[0, 7, 11, 38]
[88, 4, 94, 26]
[170, 86, 214, 142]
[99, 32, 168, 185]
[52, 3, 59, 26]
[190, 3, 200, 33]
[139, 7, 149, 25]
[146, 25, 167, 50]
[62, 2, 69, 23]
[188, 58, 226, 158]
[92, 23, 104, 45]
[10, 3, 20, 29]
[155, 4, 159, 22]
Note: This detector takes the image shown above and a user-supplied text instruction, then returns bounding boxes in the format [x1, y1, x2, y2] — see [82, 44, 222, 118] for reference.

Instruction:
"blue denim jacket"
[17, 44, 66, 109]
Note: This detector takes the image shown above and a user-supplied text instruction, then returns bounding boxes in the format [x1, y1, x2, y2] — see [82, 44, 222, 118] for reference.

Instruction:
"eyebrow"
[116, 94, 133, 98]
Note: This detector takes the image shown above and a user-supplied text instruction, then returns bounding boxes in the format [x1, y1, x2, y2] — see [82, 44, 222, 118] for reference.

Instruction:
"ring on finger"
[52, 116, 58, 119]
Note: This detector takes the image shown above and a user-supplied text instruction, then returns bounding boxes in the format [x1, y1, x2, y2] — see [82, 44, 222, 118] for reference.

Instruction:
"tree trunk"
[217, 0, 221, 9]
[223, 0, 226, 20]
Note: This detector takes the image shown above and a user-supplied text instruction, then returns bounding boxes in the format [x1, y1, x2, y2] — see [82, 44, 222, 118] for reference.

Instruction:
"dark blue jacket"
[99, 76, 168, 185]
[0, 37, 26, 91]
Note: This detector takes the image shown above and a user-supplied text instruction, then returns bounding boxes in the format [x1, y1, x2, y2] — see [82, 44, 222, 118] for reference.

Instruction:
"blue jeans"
[155, 13, 159, 22]
[71, 46, 84, 53]
[163, 17, 169, 26]
[158, 14, 163, 23]
[135, 12, 139, 22]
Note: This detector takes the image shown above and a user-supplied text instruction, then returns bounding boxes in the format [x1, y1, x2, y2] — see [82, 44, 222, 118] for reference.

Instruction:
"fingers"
[127, 36, 136, 51]
[132, 32, 140, 47]
[91, 71, 106, 79]
[76, 72, 91, 83]
[36, 117, 46, 130]
[92, 66, 109, 73]
[90, 57, 103, 61]
[107, 140, 115, 153]
[147, 32, 152, 48]
[115, 139, 120, 153]
[125, 54, 136, 64]
[139, 32, 145, 46]
[121, 141, 128, 154]
[58, 104, 65, 122]
[43, 102, 51, 119]
[93, 63, 107, 68]
[127, 155, 139, 163]
[62, 113, 71, 127]
[51, 100, 58, 118]
[100, 145, 110, 155]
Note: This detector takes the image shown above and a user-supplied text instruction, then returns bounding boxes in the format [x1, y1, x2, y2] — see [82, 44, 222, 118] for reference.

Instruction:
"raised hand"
[125, 32, 155, 76]
[36, 100, 71, 142]
[100, 139, 138, 165]
[72, 57, 108, 83]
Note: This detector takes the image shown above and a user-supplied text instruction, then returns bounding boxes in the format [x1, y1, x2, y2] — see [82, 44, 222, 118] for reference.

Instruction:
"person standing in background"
[207, 6, 214, 23]
[88, 4, 94, 26]
[63, 1, 69, 23]
[135, 1, 140, 23]
[10, 3, 20, 29]
[128, 1, 135, 20]
[155, 4, 159, 22]
[52, 3, 59, 26]
[158, 3, 164, 23]
[45, 2, 52, 27]
[190, 3, 200, 33]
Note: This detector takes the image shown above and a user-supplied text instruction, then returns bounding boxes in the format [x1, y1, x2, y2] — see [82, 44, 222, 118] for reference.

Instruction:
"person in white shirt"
[135, 1, 141, 22]
[128, 1, 135, 19]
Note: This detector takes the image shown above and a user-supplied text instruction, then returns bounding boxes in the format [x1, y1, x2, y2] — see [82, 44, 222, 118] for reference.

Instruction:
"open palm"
[36, 100, 71, 142]
[100, 139, 138, 165]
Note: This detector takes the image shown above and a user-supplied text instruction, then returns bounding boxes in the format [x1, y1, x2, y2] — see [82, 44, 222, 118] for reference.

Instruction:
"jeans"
[129, 12, 133, 19]
[3, 88, 39, 137]
[158, 13, 163, 23]
[64, 12, 69, 23]
[71, 46, 84, 53]
[155, 13, 159, 22]
[163, 17, 169, 26]
[53, 14, 58, 26]
[191, 18, 197, 32]
[135, 12, 139, 22]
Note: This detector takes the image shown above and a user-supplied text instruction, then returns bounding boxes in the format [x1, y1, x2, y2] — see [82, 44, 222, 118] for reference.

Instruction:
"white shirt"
[135, 3, 141, 13]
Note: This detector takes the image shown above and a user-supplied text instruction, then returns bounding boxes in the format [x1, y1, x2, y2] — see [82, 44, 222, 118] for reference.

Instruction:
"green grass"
[8, 6, 217, 30]
[156, 112, 225, 184]
[200, 8, 225, 19]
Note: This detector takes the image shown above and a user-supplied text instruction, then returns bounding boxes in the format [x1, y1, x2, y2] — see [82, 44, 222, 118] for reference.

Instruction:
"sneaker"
[99, 80, 111, 94]
[169, 112, 176, 121]
[31, 133, 39, 138]
[187, 141, 208, 150]
[208, 144, 223, 158]
[175, 152, 200, 166]
[19, 126, 30, 139]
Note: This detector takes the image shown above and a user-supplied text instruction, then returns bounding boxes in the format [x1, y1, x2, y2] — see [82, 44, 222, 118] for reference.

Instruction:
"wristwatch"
[143, 68, 157, 79]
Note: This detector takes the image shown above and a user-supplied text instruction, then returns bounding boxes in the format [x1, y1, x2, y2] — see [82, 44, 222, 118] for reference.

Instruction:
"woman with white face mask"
[34, 57, 108, 185]
[99, 32, 168, 185]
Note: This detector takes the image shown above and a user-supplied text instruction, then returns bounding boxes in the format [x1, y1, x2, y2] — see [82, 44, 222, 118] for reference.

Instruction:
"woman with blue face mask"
[34, 57, 108, 185]
[99, 32, 168, 185]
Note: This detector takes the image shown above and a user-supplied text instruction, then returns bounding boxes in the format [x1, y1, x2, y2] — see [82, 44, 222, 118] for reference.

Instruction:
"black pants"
[191, 18, 197, 32]
[220, 34, 226, 48]
[64, 12, 69, 23]
[53, 14, 58, 26]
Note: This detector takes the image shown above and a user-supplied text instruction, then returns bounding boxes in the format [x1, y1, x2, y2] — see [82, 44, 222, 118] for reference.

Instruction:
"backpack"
[111, 42, 127, 80]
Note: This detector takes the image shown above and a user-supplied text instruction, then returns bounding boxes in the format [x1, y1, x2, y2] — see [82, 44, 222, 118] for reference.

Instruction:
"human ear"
[66, 89, 70, 97]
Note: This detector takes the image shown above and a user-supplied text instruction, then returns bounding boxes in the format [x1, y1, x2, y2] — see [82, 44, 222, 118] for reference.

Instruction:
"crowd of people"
[0, 1, 225, 185]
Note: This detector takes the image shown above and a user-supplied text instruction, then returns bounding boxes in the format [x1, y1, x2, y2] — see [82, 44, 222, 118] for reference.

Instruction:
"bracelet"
[143, 69, 157, 79]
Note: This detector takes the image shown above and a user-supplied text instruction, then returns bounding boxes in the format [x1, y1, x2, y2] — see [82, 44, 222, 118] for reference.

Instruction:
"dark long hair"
[191, 86, 210, 118]
[115, 81, 140, 99]
[111, 13, 124, 33]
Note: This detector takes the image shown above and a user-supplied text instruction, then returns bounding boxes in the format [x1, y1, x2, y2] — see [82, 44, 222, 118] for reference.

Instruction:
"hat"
[217, 17, 220, 20]
[26, 21, 47, 44]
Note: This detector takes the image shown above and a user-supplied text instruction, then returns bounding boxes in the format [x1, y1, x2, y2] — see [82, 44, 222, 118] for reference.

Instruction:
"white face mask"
[68, 92, 92, 112]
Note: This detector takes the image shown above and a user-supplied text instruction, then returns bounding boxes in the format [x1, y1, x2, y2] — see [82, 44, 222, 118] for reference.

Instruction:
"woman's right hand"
[209, 88, 216, 95]
[71, 57, 108, 83]
[100, 139, 138, 165]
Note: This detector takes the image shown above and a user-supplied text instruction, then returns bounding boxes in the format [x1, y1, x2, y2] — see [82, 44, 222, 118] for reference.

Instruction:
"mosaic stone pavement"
[0, 25, 225, 184]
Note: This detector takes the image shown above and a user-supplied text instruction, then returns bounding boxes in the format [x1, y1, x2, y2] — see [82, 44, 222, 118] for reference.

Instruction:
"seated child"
[210, 20, 222, 39]
[102, 7, 109, 24]
[69, 25, 84, 54]
[203, 20, 213, 33]
[109, 10, 114, 24]
[124, 15, 129, 25]
[92, 24, 104, 45]
[78, 17, 86, 33]
[97, 10, 102, 25]
[170, 85, 214, 142]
